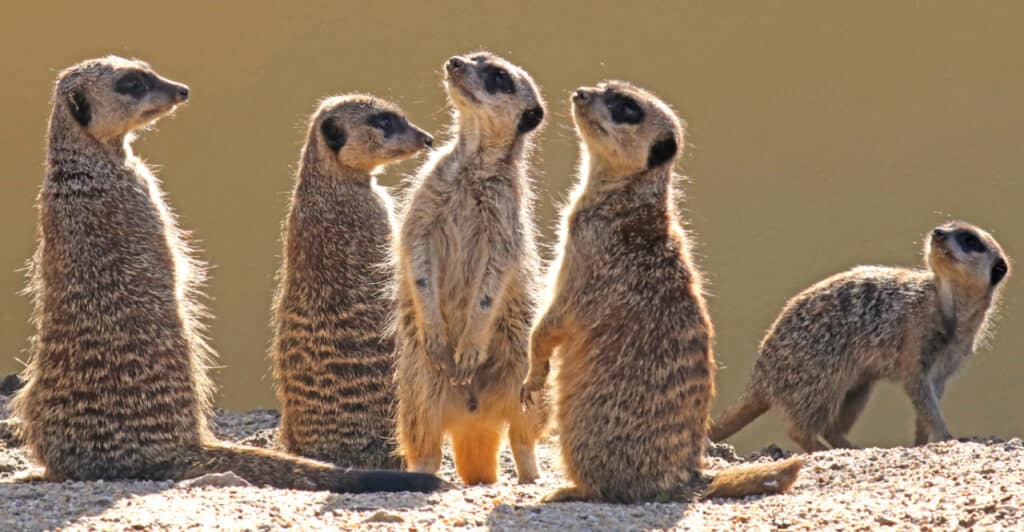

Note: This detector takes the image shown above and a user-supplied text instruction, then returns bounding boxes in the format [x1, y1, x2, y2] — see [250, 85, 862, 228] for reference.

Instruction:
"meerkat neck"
[933, 275, 993, 335]
[47, 110, 128, 174]
[577, 156, 671, 210]
[454, 113, 527, 166]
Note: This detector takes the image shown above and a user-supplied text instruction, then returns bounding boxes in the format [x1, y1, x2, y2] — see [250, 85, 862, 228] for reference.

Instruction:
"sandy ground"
[2, 394, 1023, 531]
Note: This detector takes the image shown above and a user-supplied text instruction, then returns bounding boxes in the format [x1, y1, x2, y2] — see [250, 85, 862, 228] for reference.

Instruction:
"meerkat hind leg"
[787, 425, 829, 453]
[508, 410, 543, 484]
[398, 406, 444, 474]
[452, 424, 502, 485]
[542, 485, 597, 503]
[823, 381, 873, 449]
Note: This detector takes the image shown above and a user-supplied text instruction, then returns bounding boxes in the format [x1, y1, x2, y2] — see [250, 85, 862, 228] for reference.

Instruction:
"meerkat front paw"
[520, 361, 550, 408]
[452, 337, 486, 384]
[421, 330, 456, 375]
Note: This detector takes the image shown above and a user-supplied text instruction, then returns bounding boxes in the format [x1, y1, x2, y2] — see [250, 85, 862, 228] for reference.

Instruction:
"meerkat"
[520, 81, 803, 503]
[9, 56, 442, 493]
[392, 52, 550, 485]
[710, 222, 1010, 452]
[271, 94, 433, 469]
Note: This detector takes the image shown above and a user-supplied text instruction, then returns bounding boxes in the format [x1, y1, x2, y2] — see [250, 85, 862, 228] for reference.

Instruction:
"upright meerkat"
[10, 56, 442, 493]
[393, 52, 549, 485]
[710, 222, 1010, 452]
[272, 95, 433, 469]
[521, 81, 802, 503]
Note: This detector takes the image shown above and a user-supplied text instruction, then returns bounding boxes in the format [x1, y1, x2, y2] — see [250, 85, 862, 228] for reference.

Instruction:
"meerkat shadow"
[0, 473, 175, 529]
[485, 499, 697, 530]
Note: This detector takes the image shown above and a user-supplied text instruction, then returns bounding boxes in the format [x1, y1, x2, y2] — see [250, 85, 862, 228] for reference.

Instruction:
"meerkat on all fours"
[9, 56, 442, 493]
[392, 52, 550, 485]
[520, 81, 803, 503]
[271, 94, 433, 469]
[710, 222, 1010, 452]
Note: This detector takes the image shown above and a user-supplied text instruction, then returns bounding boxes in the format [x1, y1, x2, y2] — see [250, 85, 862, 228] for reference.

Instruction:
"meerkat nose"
[932, 228, 947, 240]
[422, 133, 434, 148]
[572, 89, 590, 103]
[447, 57, 466, 72]
[176, 85, 190, 102]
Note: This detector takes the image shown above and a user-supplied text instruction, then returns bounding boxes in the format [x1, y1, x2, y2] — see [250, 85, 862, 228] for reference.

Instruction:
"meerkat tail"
[708, 391, 770, 442]
[704, 457, 803, 499]
[189, 442, 444, 493]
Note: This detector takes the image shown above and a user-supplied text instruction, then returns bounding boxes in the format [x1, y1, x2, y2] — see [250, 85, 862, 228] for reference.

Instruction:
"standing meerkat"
[10, 56, 442, 493]
[271, 94, 433, 469]
[710, 222, 1010, 452]
[393, 52, 550, 485]
[521, 81, 803, 503]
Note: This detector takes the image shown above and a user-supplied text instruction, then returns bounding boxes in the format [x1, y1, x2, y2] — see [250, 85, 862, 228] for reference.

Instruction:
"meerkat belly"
[28, 190, 201, 479]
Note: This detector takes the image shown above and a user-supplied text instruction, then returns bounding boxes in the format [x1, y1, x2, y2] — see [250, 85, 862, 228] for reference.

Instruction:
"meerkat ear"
[647, 135, 678, 169]
[320, 118, 347, 152]
[517, 106, 544, 134]
[67, 90, 92, 126]
[991, 258, 1008, 285]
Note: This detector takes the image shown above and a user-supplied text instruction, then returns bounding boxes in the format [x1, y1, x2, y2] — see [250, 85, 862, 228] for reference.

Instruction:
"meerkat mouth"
[446, 76, 480, 104]
[586, 117, 608, 135]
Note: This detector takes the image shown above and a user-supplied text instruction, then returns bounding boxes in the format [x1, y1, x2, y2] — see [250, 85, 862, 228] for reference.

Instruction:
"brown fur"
[271, 95, 432, 469]
[711, 222, 1010, 452]
[10, 57, 441, 493]
[392, 52, 550, 484]
[521, 81, 802, 503]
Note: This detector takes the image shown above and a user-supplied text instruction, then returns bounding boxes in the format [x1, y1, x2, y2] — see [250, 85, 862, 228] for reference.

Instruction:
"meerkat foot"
[788, 426, 829, 453]
[10, 469, 53, 483]
[542, 486, 594, 503]
[823, 432, 857, 449]
[511, 443, 540, 484]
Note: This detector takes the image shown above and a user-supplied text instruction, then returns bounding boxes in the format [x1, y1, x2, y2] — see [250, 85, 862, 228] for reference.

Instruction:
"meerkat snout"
[571, 88, 591, 103]
[175, 85, 190, 102]
[446, 56, 466, 73]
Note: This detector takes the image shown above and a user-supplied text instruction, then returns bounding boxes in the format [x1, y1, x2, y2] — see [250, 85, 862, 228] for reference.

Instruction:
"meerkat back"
[271, 95, 433, 469]
[11, 56, 205, 480]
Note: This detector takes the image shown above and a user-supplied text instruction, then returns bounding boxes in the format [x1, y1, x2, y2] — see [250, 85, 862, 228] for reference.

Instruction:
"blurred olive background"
[1, 1, 1022, 454]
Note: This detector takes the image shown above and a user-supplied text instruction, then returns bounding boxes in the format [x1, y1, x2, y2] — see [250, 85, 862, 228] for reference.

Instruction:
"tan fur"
[522, 81, 801, 503]
[392, 52, 550, 484]
[9, 57, 441, 493]
[711, 222, 1010, 452]
[271, 95, 432, 469]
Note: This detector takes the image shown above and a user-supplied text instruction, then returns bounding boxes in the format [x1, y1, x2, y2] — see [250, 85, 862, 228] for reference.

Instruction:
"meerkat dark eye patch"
[991, 258, 1008, 285]
[483, 65, 516, 95]
[955, 231, 987, 254]
[320, 118, 347, 152]
[68, 91, 92, 126]
[367, 111, 406, 138]
[114, 71, 148, 99]
[647, 136, 678, 168]
[517, 106, 544, 134]
[604, 92, 644, 124]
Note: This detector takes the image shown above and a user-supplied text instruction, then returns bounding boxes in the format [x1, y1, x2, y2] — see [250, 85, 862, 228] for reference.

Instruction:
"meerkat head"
[571, 81, 683, 176]
[443, 52, 545, 139]
[927, 222, 1010, 291]
[308, 94, 433, 174]
[54, 56, 189, 145]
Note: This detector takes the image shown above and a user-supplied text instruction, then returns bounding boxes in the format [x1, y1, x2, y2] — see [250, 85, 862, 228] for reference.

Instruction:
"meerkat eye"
[605, 93, 645, 125]
[367, 112, 405, 137]
[483, 66, 516, 95]
[114, 72, 147, 98]
[955, 232, 987, 254]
